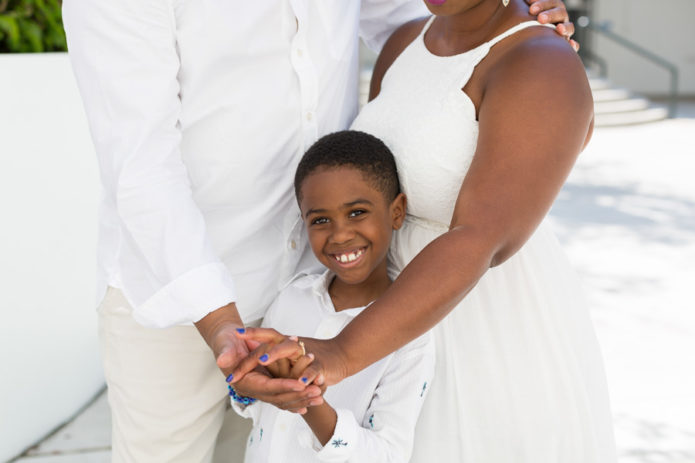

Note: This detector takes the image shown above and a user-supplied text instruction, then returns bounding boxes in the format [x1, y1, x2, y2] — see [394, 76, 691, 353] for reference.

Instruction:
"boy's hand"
[232, 328, 308, 379]
[265, 346, 317, 382]
[232, 367, 324, 414]
[262, 351, 323, 414]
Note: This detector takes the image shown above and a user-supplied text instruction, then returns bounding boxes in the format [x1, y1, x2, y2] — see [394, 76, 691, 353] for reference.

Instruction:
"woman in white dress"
[234, 0, 616, 461]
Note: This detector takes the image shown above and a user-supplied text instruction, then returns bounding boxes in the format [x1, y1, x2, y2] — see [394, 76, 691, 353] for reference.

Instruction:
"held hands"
[230, 327, 351, 413]
[195, 304, 319, 412]
[526, 0, 579, 51]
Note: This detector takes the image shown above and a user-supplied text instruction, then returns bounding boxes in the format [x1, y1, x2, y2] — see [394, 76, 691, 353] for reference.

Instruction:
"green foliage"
[0, 0, 66, 53]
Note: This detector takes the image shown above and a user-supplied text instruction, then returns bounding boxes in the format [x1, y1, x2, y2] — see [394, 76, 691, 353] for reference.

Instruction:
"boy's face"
[299, 166, 406, 286]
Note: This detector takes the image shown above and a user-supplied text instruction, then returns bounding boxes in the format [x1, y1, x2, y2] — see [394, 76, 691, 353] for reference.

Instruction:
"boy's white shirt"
[232, 270, 435, 463]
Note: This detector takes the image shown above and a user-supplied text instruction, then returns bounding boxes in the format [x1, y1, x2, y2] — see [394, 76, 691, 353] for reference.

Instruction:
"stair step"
[594, 107, 668, 127]
[594, 98, 650, 114]
[592, 87, 632, 102]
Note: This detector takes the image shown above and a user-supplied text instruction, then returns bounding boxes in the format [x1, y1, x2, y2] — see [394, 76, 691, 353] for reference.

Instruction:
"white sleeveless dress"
[351, 18, 616, 462]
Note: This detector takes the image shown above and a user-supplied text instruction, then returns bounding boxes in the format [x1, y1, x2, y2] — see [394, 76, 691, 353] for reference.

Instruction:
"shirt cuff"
[313, 408, 359, 462]
[230, 396, 257, 420]
[131, 262, 237, 328]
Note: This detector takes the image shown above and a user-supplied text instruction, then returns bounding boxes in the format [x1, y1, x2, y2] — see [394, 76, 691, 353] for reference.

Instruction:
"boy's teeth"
[335, 249, 363, 263]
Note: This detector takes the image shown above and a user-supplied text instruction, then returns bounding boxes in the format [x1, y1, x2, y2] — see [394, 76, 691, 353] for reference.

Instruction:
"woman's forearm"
[334, 225, 496, 377]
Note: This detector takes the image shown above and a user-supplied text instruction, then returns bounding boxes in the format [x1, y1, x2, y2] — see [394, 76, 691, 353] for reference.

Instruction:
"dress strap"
[467, 20, 554, 69]
[486, 20, 554, 48]
[419, 15, 437, 38]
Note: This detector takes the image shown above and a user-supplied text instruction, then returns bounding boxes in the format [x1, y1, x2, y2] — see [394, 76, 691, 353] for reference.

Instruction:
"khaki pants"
[98, 287, 252, 462]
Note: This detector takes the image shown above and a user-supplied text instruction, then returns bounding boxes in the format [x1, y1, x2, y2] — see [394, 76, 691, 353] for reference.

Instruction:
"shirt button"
[279, 424, 287, 432]
[296, 48, 303, 58]
[305, 111, 313, 122]
[290, 240, 297, 250]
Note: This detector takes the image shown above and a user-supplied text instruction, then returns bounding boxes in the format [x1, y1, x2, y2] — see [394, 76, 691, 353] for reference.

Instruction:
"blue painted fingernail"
[225, 373, 233, 383]
[259, 354, 269, 362]
[301, 377, 308, 383]
[236, 328, 245, 334]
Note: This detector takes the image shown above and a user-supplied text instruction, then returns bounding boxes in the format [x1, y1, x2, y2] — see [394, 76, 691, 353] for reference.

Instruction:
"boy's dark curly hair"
[294, 130, 400, 203]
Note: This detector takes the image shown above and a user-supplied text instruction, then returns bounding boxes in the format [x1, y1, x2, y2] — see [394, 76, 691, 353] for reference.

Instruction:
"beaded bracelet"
[228, 384, 258, 405]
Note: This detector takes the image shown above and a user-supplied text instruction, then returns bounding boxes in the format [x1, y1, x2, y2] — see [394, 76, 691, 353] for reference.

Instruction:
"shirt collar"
[311, 269, 372, 317]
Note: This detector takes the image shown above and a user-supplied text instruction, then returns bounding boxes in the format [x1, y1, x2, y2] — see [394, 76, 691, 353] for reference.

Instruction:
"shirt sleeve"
[359, 0, 429, 52]
[63, 0, 236, 327]
[311, 333, 436, 462]
[230, 395, 262, 423]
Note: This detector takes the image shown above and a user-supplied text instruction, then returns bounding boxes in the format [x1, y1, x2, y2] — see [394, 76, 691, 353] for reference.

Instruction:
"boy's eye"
[348, 209, 367, 218]
[310, 217, 329, 225]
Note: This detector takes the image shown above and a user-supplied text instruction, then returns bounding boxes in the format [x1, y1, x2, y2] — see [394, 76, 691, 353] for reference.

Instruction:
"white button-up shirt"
[233, 271, 435, 463]
[63, 0, 427, 327]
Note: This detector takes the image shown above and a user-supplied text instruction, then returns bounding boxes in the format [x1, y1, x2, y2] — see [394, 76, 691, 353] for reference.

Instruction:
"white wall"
[591, 0, 695, 96]
[0, 53, 103, 462]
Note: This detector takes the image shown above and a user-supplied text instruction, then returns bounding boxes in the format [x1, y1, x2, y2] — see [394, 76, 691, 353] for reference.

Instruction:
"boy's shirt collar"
[311, 269, 374, 317]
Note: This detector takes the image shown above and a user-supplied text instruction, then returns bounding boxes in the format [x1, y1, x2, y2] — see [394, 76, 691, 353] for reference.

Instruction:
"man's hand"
[233, 368, 324, 414]
[527, 0, 579, 51]
[194, 302, 248, 378]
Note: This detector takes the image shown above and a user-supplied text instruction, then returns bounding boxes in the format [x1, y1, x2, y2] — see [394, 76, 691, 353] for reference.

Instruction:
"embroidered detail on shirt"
[331, 438, 348, 448]
[368, 414, 375, 429]
[421, 382, 428, 397]
[260, 427, 264, 441]
[249, 435, 254, 446]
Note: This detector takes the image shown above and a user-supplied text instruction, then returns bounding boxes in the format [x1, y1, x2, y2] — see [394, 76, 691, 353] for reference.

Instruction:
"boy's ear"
[390, 193, 407, 230]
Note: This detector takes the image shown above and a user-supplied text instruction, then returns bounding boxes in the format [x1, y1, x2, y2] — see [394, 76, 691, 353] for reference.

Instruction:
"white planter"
[0, 52, 103, 462]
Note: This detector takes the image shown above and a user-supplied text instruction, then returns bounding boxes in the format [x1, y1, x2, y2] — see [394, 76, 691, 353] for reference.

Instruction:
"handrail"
[578, 17, 679, 117]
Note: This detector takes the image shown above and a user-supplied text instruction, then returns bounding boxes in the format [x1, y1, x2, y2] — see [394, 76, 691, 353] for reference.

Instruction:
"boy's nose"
[330, 222, 356, 244]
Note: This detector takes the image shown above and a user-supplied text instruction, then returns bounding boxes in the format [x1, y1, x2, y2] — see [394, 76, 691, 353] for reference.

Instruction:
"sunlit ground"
[551, 106, 695, 463]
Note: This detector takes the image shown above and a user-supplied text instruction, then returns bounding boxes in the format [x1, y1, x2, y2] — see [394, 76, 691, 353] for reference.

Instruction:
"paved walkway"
[552, 116, 695, 463]
[12, 114, 695, 462]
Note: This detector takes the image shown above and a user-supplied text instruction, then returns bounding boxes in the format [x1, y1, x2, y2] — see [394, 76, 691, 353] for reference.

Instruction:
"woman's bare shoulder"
[482, 26, 593, 117]
[493, 26, 589, 92]
[369, 16, 430, 100]
[478, 26, 594, 152]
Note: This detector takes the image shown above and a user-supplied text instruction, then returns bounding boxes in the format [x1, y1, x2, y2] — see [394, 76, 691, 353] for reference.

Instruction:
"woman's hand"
[230, 327, 351, 389]
[527, 0, 579, 51]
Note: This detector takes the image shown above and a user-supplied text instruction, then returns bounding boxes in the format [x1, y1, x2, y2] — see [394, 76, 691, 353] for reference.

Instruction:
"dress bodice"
[351, 17, 550, 226]
[351, 19, 617, 463]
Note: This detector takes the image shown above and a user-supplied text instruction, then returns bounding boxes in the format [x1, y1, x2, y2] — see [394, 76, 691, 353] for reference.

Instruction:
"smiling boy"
[230, 131, 435, 462]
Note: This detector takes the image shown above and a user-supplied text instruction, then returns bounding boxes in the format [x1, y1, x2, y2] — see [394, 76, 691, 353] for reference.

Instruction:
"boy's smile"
[330, 247, 365, 266]
[299, 166, 406, 309]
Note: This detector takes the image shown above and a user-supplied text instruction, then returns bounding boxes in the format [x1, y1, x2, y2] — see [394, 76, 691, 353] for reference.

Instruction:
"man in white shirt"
[62, 1, 573, 461]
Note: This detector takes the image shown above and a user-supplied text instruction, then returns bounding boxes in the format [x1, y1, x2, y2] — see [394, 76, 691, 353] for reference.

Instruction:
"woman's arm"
[330, 29, 593, 381]
[232, 28, 593, 388]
